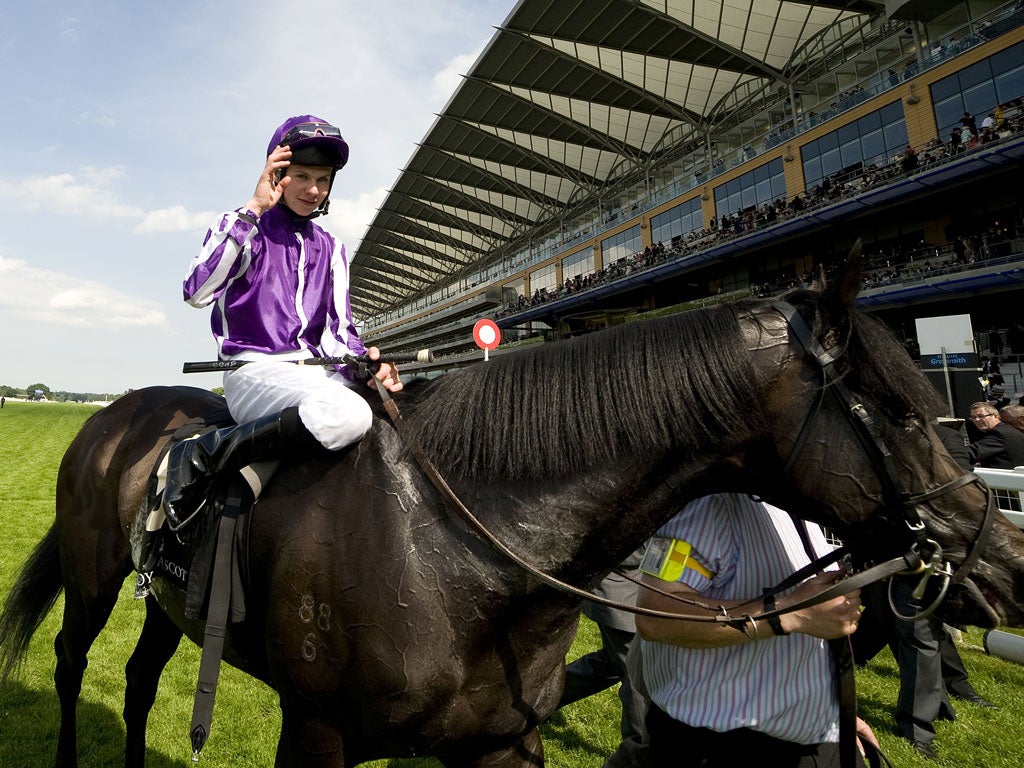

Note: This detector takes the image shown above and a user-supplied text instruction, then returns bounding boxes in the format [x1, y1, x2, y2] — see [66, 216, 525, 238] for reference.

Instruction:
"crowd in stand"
[748, 218, 1022, 299]
[496, 241, 676, 316]
[497, 102, 1024, 319]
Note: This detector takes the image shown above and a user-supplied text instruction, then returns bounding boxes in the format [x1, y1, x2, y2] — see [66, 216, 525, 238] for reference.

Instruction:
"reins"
[369, 377, 756, 628]
[364, 294, 995, 632]
[771, 300, 998, 621]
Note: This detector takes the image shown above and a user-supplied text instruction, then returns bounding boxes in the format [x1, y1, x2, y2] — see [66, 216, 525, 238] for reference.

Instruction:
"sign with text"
[919, 351, 978, 370]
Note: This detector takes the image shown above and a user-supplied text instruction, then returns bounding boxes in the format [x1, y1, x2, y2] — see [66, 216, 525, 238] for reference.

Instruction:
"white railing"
[826, 467, 1024, 548]
[973, 468, 1024, 529]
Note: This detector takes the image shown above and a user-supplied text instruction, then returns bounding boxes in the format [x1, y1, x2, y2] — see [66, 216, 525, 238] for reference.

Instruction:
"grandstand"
[353, 0, 1024, 388]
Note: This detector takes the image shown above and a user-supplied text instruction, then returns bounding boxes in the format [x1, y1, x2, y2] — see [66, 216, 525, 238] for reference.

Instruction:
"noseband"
[772, 301, 998, 619]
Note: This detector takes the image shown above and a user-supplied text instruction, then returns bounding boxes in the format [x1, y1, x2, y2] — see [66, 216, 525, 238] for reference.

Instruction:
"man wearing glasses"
[967, 402, 1024, 468]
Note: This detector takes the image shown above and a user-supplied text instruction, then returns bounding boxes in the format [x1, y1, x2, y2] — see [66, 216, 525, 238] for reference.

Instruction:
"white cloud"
[1, 170, 216, 233]
[11, 171, 143, 219]
[0, 254, 167, 329]
[321, 186, 390, 253]
[433, 45, 487, 102]
[135, 205, 219, 234]
[77, 111, 117, 127]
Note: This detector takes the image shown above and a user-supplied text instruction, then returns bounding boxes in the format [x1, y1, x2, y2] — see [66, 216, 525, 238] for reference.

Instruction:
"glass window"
[858, 110, 882, 132]
[861, 129, 885, 161]
[934, 96, 965, 137]
[803, 154, 822, 184]
[753, 178, 770, 200]
[601, 225, 642, 265]
[837, 123, 859, 143]
[991, 42, 1024, 75]
[880, 101, 903, 124]
[712, 159, 785, 217]
[800, 102, 906, 187]
[651, 197, 703, 244]
[964, 82, 998, 119]
[771, 175, 787, 200]
[958, 60, 992, 89]
[995, 67, 1024, 105]
[930, 73, 960, 102]
[503, 278, 526, 299]
[820, 147, 842, 177]
[840, 139, 861, 168]
[818, 131, 839, 151]
[931, 43, 1024, 138]
[562, 249, 594, 282]
[882, 121, 908, 154]
[529, 263, 557, 294]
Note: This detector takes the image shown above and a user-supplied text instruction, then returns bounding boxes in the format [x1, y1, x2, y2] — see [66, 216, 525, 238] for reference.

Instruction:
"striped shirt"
[183, 205, 365, 367]
[640, 494, 840, 745]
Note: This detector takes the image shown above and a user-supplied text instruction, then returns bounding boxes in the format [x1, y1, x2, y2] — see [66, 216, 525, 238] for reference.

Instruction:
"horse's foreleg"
[123, 596, 183, 768]
[440, 729, 545, 768]
[275, 706, 346, 768]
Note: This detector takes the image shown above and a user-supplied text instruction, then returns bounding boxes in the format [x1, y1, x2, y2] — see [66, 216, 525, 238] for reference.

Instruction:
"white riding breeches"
[223, 361, 373, 451]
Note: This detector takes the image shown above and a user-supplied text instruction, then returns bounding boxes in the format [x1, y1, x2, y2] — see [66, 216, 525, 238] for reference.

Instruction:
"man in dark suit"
[558, 546, 649, 768]
[968, 401, 1024, 468]
[853, 418, 994, 760]
[999, 404, 1024, 433]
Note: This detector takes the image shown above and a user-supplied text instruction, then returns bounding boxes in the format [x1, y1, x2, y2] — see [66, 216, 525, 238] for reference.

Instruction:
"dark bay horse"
[3, 254, 1024, 767]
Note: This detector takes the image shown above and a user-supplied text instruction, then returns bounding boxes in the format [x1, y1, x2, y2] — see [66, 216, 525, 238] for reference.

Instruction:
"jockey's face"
[282, 164, 333, 216]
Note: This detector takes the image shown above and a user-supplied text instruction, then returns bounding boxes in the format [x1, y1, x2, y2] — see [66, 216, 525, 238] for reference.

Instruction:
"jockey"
[165, 115, 402, 527]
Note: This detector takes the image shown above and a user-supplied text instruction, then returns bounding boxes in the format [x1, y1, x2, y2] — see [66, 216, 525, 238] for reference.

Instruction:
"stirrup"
[166, 495, 210, 533]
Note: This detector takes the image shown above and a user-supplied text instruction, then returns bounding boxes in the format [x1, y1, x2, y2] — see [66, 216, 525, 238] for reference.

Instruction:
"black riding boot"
[162, 406, 316, 529]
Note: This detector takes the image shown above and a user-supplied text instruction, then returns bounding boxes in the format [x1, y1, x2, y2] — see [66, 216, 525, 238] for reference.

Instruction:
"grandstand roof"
[349, 0, 888, 318]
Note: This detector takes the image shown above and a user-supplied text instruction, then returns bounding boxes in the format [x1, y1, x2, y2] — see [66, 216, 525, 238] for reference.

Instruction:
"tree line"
[0, 383, 126, 403]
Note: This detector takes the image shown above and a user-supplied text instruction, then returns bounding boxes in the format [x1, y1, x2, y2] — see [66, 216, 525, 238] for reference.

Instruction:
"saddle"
[133, 410, 277, 620]
[133, 410, 281, 758]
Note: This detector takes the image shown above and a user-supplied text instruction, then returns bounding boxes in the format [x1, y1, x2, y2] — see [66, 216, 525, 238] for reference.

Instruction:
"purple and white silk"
[184, 205, 372, 449]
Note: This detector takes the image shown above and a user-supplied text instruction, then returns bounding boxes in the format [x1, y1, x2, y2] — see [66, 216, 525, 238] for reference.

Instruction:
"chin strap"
[281, 192, 331, 222]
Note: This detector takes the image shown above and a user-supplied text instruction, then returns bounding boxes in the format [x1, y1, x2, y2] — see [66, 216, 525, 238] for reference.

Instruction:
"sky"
[0, 0, 508, 395]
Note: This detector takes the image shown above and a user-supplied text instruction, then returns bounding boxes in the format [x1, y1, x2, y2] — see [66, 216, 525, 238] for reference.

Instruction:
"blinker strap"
[772, 301, 929, 547]
[771, 301, 837, 372]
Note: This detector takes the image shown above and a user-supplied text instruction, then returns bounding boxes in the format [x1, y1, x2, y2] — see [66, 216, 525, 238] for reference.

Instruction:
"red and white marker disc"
[473, 318, 501, 351]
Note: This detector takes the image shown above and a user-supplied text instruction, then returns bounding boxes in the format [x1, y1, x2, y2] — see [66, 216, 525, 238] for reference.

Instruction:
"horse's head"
[752, 245, 1024, 628]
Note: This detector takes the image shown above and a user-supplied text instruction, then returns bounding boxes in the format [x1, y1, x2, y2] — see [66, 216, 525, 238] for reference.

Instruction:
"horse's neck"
[466, 457, 726, 585]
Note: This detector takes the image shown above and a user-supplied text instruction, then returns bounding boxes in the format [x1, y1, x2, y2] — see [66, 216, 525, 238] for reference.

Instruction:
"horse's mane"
[401, 304, 767, 480]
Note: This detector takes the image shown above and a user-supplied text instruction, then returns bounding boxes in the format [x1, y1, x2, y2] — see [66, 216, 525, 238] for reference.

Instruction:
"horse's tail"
[0, 524, 63, 684]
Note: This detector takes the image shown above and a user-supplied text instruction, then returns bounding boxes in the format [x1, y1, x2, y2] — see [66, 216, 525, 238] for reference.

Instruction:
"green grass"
[2, 399, 1024, 766]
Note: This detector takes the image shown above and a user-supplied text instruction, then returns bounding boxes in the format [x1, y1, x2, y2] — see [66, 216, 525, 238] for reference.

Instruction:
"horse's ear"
[823, 239, 863, 312]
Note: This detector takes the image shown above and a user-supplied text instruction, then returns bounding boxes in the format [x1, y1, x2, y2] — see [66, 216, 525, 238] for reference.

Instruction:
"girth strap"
[189, 488, 246, 761]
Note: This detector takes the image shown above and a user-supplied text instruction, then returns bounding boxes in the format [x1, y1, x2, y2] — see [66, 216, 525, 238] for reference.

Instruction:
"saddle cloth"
[132, 412, 278, 622]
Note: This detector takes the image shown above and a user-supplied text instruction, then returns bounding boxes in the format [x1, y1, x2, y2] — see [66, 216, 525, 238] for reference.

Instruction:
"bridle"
[771, 300, 998, 620]
[364, 297, 997, 628]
